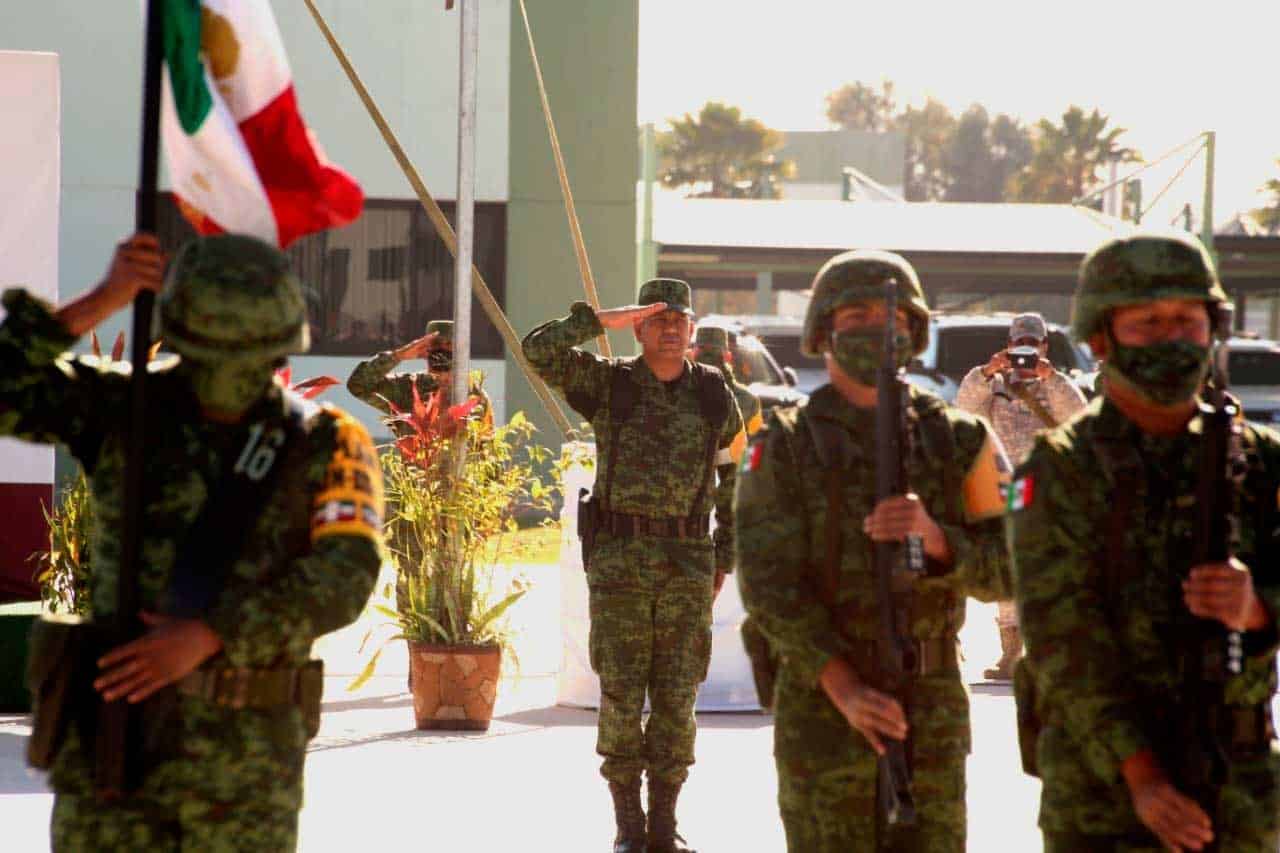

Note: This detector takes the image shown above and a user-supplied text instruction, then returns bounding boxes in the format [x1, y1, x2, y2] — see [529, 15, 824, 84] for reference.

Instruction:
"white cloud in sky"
[639, 0, 1279, 222]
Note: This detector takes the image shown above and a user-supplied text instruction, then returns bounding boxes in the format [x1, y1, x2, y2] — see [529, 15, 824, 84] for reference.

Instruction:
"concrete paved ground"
[0, 561, 1043, 851]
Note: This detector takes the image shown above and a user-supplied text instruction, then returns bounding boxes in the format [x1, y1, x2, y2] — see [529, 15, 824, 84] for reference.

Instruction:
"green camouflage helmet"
[801, 249, 930, 357]
[1072, 230, 1227, 341]
[160, 234, 310, 364]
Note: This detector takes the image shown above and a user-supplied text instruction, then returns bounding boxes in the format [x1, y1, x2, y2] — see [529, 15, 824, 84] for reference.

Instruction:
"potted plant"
[351, 378, 555, 731]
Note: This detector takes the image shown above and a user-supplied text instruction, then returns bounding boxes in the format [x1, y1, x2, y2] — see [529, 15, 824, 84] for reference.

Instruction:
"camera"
[1008, 346, 1039, 371]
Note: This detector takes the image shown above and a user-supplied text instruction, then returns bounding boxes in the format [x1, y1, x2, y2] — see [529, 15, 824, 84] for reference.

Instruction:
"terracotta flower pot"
[407, 641, 502, 731]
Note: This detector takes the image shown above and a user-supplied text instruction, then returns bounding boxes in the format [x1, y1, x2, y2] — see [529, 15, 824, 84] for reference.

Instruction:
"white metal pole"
[452, 0, 479, 410]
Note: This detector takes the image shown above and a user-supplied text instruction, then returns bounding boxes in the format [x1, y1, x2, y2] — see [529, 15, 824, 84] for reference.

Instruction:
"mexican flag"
[161, 0, 363, 248]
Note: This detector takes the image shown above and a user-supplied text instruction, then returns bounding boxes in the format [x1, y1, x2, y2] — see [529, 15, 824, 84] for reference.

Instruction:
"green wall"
[505, 0, 638, 438]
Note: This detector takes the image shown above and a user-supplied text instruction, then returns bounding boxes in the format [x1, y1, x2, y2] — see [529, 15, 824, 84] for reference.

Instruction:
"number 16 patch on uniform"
[312, 409, 385, 544]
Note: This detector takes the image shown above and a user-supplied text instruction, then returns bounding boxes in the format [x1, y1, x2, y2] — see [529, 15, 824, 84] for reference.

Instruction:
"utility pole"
[1201, 130, 1216, 258]
[637, 123, 658, 289]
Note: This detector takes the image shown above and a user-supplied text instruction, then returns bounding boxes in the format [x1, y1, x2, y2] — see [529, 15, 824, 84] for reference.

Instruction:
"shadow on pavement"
[0, 729, 48, 795]
[969, 682, 1014, 696]
[322, 694, 414, 713]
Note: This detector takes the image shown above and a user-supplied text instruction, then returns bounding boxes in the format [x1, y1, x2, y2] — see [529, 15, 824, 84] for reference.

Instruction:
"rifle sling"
[1008, 382, 1058, 430]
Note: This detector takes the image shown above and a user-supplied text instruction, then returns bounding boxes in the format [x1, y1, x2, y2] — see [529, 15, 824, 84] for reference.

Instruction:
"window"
[156, 195, 508, 358]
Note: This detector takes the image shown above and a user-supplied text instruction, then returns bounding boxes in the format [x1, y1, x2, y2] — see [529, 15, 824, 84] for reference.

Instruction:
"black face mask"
[427, 351, 453, 372]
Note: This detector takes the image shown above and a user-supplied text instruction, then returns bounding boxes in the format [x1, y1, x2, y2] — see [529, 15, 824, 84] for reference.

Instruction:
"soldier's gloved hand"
[94, 611, 225, 704]
[1122, 750, 1213, 852]
[596, 303, 669, 329]
[863, 494, 952, 563]
[818, 657, 908, 756]
[1183, 558, 1271, 632]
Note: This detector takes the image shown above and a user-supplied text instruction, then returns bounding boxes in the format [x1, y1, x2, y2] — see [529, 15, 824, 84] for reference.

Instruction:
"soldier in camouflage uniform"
[689, 324, 764, 437]
[522, 279, 745, 853]
[955, 312, 1086, 680]
[735, 250, 1012, 852]
[2, 233, 384, 850]
[346, 318, 493, 436]
[1010, 231, 1280, 852]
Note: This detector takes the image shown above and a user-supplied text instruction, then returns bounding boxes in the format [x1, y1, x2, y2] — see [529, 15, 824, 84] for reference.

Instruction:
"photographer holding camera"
[955, 312, 1086, 680]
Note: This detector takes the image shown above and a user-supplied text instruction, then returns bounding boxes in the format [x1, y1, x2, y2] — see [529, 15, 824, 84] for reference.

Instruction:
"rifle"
[872, 279, 921, 826]
[1178, 304, 1242, 847]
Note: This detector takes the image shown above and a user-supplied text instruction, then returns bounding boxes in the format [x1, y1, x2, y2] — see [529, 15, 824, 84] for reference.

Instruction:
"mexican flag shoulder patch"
[1004, 476, 1035, 511]
[741, 436, 766, 473]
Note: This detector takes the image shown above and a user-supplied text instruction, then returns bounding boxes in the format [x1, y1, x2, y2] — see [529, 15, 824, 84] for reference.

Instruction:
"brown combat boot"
[984, 623, 1021, 681]
[609, 781, 646, 853]
[647, 780, 695, 853]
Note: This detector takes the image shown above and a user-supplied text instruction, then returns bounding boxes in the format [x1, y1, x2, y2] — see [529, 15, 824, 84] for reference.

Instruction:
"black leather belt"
[599, 510, 711, 540]
[850, 637, 959, 678]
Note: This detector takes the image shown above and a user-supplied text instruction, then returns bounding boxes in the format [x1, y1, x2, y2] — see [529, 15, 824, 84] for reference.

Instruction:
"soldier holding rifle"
[1010, 231, 1280, 852]
[735, 250, 1011, 851]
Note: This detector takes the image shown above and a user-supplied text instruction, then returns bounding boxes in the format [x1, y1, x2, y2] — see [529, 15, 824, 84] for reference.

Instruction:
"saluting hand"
[1183, 557, 1270, 631]
[596, 303, 669, 329]
[95, 612, 224, 704]
[395, 331, 441, 361]
[863, 494, 951, 562]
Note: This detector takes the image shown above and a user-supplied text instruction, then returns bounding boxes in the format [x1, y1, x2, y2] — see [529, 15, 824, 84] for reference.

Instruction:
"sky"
[638, 0, 1279, 225]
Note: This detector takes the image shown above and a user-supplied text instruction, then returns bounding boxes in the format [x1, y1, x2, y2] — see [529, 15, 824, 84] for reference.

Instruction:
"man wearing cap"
[1010, 230, 1280, 852]
[689, 324, 764, 437]
[347, 318, 493, 437]
[955, 312, 1086, 680]
[2, 233, 383, 849]
[735, 250, 1011, 851]
[523, 278, 745, 853]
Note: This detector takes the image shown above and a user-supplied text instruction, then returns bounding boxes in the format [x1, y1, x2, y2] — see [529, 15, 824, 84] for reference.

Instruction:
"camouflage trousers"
[52, 793, 297, 852]
[586, 532, 714, 787]
[773, 666, 970, 852]
[47, 701, 307, 852]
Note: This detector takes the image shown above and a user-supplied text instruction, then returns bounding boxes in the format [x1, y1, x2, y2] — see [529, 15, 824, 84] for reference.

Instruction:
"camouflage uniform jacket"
[0, 288, 384, 805]
[1010, 396, 1280, 835]
[735, 383, 1012, 692]
[955, 366, 1087, 463]
[348, 351, 493, 438]
[522, 301, 745, 571]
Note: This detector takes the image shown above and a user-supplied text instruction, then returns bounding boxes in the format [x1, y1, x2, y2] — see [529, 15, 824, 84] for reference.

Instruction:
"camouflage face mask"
[1103, 335, 1210, 406]
[179, 360, 276, 415]
[829, 330, 911, 385]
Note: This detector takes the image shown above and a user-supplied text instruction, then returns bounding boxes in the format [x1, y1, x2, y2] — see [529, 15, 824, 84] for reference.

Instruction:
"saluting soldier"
[5, 233, 383, 850]
[522, 278, 745, 853]
[1011, 231, 1280, 852]
[734, 250, 1012, 852]
[347, 318, 493, 435]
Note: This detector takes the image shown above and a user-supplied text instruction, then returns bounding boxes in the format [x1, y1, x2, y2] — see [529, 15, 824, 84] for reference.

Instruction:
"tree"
[657, 102, 795, 199]
[1252, 160, 1280, 232]
[1009, 106, 1140, 203]
[899, 98, 956, 201]
[943, 106, 1034, 202]
[825, 80, 897, 133]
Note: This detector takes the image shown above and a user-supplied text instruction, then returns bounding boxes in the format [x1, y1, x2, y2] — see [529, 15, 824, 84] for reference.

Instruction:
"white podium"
[556, 442, 761, 711]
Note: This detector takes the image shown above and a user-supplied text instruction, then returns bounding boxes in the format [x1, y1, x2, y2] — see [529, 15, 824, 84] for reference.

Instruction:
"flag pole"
[452, 0, 478, 420]
[96, 0, 164, 797]
[302, 0, 572, 436]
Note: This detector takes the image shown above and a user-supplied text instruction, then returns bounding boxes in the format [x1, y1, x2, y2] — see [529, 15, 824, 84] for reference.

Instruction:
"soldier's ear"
[632, 320, 644, 342]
